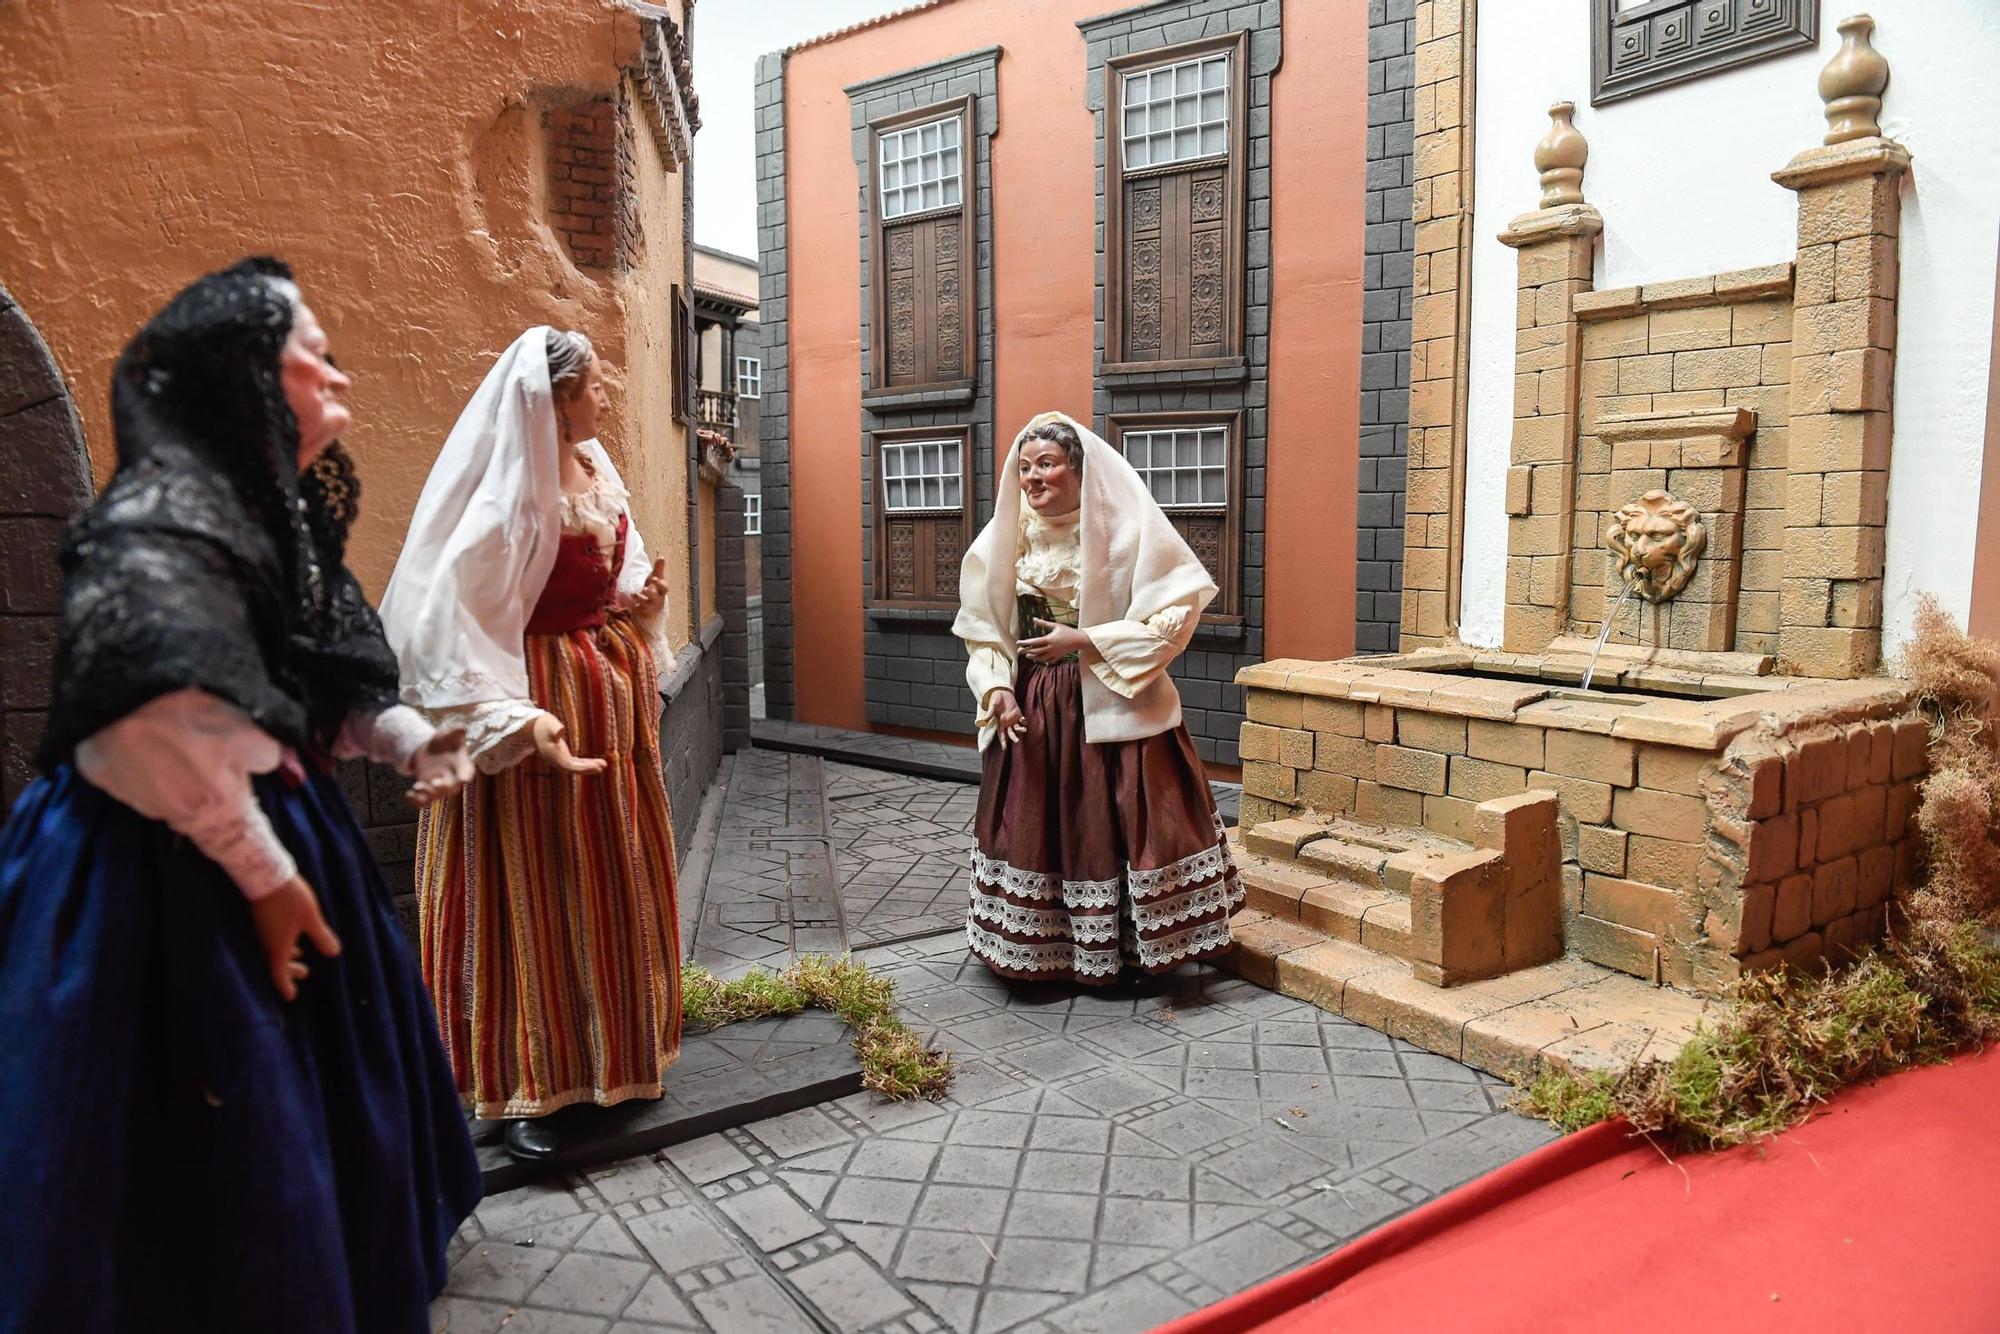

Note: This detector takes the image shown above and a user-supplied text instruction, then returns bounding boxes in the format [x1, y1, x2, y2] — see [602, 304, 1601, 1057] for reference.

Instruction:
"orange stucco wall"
[0, 0, 693, 622]
[781, 5, 1367, 730]
[1265, 2, 1366, 662]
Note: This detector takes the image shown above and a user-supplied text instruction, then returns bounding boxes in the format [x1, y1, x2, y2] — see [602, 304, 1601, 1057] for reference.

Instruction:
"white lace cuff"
[433, 699, 546, 774]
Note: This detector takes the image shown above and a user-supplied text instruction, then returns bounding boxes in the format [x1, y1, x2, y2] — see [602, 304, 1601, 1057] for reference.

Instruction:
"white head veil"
[381, 328, 566, 711]
[954, 410, 1217, 742]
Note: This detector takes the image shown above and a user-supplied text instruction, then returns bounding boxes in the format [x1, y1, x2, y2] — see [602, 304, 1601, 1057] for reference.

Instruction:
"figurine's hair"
[1021, 418, 1084, 476]
[546, 329, 595, 397]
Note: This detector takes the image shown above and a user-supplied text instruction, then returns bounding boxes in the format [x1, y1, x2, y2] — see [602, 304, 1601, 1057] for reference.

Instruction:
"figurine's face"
[558, 353, 610, 444]
[281, 302, 351, 465]
[1018, 438, 1081, 516]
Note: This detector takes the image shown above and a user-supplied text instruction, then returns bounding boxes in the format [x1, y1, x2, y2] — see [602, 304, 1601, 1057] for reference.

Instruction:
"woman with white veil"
[954, 411, 1242, 985]
[381, 328, 681, 1162]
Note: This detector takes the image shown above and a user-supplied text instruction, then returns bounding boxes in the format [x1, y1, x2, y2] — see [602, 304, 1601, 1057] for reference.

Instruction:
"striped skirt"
[969, 657, 1243, 984]
[416, 614, 682, 1120]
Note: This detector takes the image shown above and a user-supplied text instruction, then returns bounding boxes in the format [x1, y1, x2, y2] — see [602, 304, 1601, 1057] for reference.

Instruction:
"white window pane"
[944, 476, 962, 508]
[922, 477, 939, 507]
[1201, 90, 1226, 123]
[1171, 434, 1191, 466]
[1126, 137, 1149, 169]
[1198, 125, 1224, 157]
[885, 480, 902, 509]
[920, 124, 938, 152]
[1149, 103, 1172, 133]
[944, 120, 960, 148]
[943, 178, 962, 207]
[1123, 106, 1147, 138]
[1175, 62, 1197, 94]
[1174, 94, 1199, 127]
[941, 147, 960, 178]
[1173, 128, 1197, 159]
[922, 181, 941, 209]
[943, 441, 961, 472]
[1203, 57, 1227, 90]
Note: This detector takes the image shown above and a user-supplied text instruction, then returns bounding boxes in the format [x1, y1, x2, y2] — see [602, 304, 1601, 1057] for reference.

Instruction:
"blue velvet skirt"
[0, 766, 481, 1333]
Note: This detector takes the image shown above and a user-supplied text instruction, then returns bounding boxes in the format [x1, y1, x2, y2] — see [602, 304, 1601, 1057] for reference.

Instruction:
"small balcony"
[697, 388, 738, 430]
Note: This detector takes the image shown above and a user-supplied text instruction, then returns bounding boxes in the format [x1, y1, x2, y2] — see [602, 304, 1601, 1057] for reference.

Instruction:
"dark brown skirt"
[969, 658, 1242, 984]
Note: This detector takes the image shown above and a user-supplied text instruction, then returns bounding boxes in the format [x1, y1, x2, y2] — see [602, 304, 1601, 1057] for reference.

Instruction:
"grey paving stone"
[688, 1271, 816, 1333]
[897, 1228, 998, 1285]
[790, 1249, 916, 1329]
[847, 1136, 944, 1182]
[1175, 1220, 1311, 1292]
[989, 1236, 1093, 1296]
[749, 1105, 854, 1159]
[528, 1251, 653, 1317]
[627, 1205, 747, 1274]
[826, 1176, 925, 1226]
[663, 1133, 755, 1185]
[430, 1296, 518, 1334]
[1287, 1177, 1411, 1240]
[1046, 1273, 1196, 1334]
[912, 1182, 1012, 1233]
[497, 1310, 609, 1334]
[720, 1183, 825, 1251]
[933, 1145, 1023, 1187]
[1000, 1190, 1100, 1241]
[446, 1240, 562, 1304]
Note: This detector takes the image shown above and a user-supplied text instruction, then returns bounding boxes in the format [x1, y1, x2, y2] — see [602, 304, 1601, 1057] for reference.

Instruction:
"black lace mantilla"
[36, 258, 402, 769]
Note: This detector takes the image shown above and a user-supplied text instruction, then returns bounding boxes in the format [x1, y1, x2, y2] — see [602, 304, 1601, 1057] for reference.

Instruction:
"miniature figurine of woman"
[954, 410, 1242, 984]
[0, 258, 481, 1330]
[382, 328, 681, 1163]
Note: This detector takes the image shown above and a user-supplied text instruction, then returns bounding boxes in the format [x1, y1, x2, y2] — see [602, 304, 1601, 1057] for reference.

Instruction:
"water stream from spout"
[1580, 579, 1638, 693]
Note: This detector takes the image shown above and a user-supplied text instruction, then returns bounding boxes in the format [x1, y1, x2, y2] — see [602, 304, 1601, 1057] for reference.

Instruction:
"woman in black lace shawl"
[0, 259, 481, 1332]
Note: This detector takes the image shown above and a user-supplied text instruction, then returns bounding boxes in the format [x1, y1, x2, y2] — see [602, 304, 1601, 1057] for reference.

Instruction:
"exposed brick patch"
[545, 97, 631, 271]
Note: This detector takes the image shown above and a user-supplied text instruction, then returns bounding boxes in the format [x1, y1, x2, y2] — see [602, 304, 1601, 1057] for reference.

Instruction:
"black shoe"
[504, 1117, 560, 1162]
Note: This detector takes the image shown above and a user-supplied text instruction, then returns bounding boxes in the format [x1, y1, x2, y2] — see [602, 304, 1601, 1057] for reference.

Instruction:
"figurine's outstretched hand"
[631, 558, 670, 618]
[989, 688, 1028, 749]
[251, 876, 343, 1002]
[407, 727, 476, 808]
[533, 713, 609, 775]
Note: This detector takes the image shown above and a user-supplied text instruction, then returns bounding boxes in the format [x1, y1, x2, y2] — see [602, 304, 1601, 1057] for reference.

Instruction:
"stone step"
[1240, 791, 1568, 989]
[1220, 908, 1718, 1081]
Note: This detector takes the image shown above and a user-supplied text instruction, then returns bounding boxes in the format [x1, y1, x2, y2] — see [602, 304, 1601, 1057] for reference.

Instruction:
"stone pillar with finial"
[1773, 14, 1909, 679]
[1496, 102, 1604, 654]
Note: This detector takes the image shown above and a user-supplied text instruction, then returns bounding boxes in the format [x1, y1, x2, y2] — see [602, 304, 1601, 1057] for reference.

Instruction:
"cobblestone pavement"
[684, 749, 845, 979]
[827, 763, 980, 948]
[439, 934, 1555, 1333]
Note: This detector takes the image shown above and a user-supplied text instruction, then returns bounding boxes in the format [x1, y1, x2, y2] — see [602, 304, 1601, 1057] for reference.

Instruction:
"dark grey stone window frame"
[1591, 0, 1819, 106]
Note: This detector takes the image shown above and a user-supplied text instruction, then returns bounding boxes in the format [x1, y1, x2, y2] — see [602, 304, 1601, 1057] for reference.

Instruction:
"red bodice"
[526, 514, 628, 635]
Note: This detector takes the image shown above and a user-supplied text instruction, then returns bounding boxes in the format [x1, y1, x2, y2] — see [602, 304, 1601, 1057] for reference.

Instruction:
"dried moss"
[680, 955, 954, 1101]
[1521, 602, 2000, 1150]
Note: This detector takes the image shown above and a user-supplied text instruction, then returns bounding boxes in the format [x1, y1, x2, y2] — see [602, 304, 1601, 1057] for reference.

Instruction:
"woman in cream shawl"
[380, 328, 680, 1163]
[954, 411, 1242, 984]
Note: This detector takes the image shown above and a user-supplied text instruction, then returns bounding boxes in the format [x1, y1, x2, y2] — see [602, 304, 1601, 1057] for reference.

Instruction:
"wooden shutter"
[881, 212, 969, 388]
[1122, 164, 1230, 364]
[880, 514, 966, 603]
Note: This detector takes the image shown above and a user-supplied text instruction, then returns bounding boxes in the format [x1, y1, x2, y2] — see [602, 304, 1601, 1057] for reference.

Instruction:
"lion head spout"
[1606, 489, 1706, 603]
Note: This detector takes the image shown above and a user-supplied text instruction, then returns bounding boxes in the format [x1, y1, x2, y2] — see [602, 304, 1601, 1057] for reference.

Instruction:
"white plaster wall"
[1462, 2, 2000, 656]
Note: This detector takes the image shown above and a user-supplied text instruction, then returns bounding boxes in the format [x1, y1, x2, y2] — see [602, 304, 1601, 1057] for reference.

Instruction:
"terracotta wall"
[0, 0, 692, 620]
[780, 2, 1367, 728]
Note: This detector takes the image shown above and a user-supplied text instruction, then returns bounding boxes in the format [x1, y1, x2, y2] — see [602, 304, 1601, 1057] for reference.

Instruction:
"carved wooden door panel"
[882, 214, 968, 388]
[1121, 164, 1228, 364]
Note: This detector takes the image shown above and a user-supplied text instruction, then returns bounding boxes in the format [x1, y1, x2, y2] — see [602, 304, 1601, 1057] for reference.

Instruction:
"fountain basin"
[1235, 644, 1926, 995]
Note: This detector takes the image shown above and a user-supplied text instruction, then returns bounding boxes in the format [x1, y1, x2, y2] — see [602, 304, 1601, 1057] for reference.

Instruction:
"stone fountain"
[1225, 16, 1929, 1076]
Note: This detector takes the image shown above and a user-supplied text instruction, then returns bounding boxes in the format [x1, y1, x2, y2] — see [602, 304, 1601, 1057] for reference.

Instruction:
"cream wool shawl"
[954, 411, 1217, 750]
